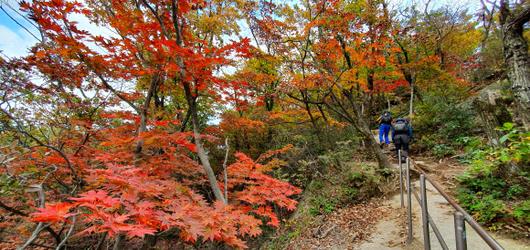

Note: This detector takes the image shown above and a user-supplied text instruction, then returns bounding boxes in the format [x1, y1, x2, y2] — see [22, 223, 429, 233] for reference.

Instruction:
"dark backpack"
[381, 112, 392, 123]
[394, 120, 408, 133]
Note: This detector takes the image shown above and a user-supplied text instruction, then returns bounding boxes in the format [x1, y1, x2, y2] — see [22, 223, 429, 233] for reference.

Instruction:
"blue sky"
[0, 0, 482, 58]
[0, 0, 41, 57]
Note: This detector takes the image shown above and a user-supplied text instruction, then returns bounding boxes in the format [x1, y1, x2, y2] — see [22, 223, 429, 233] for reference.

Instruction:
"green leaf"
[499, 151, 510, 163]
[499, 134, 510, 144]
[502, 122, 514, 131]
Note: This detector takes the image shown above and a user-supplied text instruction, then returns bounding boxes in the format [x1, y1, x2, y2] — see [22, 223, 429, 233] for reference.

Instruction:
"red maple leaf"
[31, 202, 75, 223]
[125, 226, 157, 238]
[70, 190, 120, 208]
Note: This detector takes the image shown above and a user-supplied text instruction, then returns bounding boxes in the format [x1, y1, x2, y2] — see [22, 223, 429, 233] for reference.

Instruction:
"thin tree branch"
[508, 4, 530, 28]
[18, 183, 47, 250]
[0, 200, 28, 216]
[223, 138, 229, 203]
[55, 215, 76, 250]
[0, 108, 82, 185]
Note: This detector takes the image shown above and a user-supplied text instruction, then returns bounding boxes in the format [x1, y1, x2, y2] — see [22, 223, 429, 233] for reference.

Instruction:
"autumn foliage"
[0, 0, 302, 249]
[0, 0, 495, 248]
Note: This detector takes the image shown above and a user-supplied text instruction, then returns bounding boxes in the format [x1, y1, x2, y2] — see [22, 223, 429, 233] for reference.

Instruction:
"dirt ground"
[280, 199, 392, 249]
[278, 158, 530, 250]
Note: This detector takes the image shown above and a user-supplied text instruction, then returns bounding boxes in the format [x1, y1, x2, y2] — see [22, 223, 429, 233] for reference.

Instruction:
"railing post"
[406, 157, 413, 244]
[420, 174, 431, 250]
[454, 212, 467, 250]
[399, 150, 404, 208]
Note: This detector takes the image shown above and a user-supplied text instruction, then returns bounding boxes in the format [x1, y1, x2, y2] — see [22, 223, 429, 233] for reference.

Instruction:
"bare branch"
[55, 215, 76, 250]
[223, 138, 230, 202]
[509, 4, 530, 28]
[141, 0, 169, 37]
[18, 184, 47, 250]
[0, 107, 81, 186]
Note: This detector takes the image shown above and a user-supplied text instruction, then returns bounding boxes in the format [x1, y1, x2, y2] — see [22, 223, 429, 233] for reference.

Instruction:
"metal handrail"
[412, 165, 504, 250]
[412, 187, 449, 250]
[406, 158, 413, 243]
[398, 150, 504, 250]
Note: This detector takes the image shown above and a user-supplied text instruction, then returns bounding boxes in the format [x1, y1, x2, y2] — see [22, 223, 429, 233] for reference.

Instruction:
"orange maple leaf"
[31, 202, 75, 223]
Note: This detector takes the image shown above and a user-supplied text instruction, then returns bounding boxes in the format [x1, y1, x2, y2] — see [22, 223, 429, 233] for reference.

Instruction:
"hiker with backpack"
[378, 111, 393, 147]
[392, 118, 413, 163]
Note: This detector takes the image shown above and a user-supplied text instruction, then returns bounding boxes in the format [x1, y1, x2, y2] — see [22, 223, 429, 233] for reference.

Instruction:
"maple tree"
[0, 0, 301, 249]
[240, 0, 403, 168]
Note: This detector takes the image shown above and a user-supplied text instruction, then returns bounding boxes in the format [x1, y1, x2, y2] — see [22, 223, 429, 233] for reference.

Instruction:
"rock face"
[469, 80, 513, 146]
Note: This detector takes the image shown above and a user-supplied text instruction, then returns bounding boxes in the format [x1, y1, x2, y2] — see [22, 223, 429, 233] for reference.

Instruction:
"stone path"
[355, 163, 530, 250]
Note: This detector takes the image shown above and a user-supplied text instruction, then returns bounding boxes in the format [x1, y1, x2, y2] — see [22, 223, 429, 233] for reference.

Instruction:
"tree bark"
[184, 83, 226, 203]
[409, 83, 414, 120]
[222, 138, 229, 203]
[355, 114, 391, 169]
[172, 1, 225, 203]
[300, 90, 322, 141]
[500, 1, 530, 129]
[112, 234, 123, 250]
[326, 91, 392, 169]
[135, 74, 160, 154]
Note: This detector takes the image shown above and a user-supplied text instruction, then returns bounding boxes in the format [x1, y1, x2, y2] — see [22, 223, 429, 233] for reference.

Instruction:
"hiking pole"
[399, 150, 404, 208]
[406, 157, 413, 244]
[454, 212, 467, 250]
[420, 174, 431, 250]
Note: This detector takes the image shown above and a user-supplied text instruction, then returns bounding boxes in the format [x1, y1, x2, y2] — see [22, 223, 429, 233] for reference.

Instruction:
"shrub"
[432, 144, 455, 158]
[309, 195, 337, 216]
[507, 184, 526, 199]
[513, 200, 530, 224]
[458, 192, 506, 223]
[412, 82, 475, 157]
[457, 123, 530, 230]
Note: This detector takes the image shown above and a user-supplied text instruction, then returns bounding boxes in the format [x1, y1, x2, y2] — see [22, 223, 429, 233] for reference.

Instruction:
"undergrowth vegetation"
[457, 123, 530, 236]
[260, 141, 395, 249]
[412, 76, 475, 158]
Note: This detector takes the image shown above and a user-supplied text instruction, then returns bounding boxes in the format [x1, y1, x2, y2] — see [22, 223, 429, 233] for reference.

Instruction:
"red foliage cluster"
[22, 119, 300, 248]
[0, 0, 301, 249]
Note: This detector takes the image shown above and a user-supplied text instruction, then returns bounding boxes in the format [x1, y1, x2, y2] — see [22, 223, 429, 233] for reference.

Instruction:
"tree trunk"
[355, 116, 391, 169]
[327, 92, 392, 169]
[301, 90, 322, 141]
[304, 101, 319, 133]
[500, 2, 530, 129]
[367, 70, 374, 118]
[409, 83, 414, 120]
[184, 83, 226, 203]
[135, 74, 159, 154]
[350, 99, 391, 169]
[172, 4, 225, 202]
[335, 35, 391, 169]
[112, 234, 123, 250]
[141, 235, 157, 250]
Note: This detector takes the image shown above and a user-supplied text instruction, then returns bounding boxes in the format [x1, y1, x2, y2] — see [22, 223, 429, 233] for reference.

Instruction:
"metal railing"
[397, 150, 504, 250]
